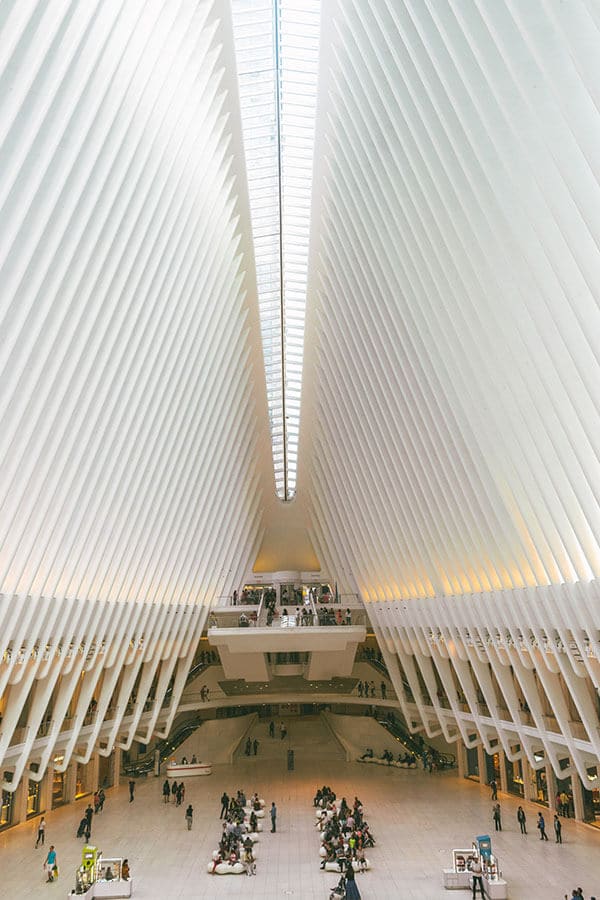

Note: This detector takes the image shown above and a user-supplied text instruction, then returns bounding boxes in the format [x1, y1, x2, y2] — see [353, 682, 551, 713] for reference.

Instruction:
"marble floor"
[1, 717, 599, 899]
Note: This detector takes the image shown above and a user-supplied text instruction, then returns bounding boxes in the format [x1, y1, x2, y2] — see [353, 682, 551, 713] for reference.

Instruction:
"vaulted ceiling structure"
[2, 0, 600, 791]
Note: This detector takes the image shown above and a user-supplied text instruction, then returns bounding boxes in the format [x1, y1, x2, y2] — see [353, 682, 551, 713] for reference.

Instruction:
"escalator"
[377, 711, 456, 769]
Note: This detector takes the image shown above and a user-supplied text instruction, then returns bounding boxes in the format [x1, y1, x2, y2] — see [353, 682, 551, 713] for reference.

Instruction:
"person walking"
[471, 857, 484, 898]
[45, 845, 58, 882]
[270, 801, 277, 833]
[185, 804, 193, 830]
[554, 814, 562, 844]
[269, 720, 275, 738]
[163, 779, 171, 803]
[220, 792, 229, 819]
[381, 681, 387, 700]
[35, 815, 46, 848]
[492, 803, 502, 831]
[98, 788, 105, 812]
[128, 780, 135, 802]
[537, 811, 548, 840]
[253, 738, 259, 756]
[517, 806, 527, 834]
[489, 778, 498, 801]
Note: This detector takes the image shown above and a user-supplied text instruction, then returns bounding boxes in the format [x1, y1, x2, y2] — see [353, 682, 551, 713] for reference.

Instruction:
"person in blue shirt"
[45, 845, 57, 882]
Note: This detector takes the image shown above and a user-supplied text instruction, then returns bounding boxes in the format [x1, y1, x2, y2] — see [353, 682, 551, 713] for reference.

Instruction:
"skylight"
[232, 0, 320, 500]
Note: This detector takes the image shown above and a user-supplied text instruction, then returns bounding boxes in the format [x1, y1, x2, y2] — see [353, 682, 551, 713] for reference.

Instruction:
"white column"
[457, 741, 466, 778]
[571, 774, 584, 821]
[498, 750, 508, 795]
[477, 745, 486, 783]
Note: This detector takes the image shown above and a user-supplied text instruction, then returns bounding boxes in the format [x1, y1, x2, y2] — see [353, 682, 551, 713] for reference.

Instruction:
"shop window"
[52, 768, 65, 809]
[76, 762, 90, 799]
[583, 768, 599, 824]
[485, 751, 500, 784]
[505, 749, 524, 797]
[1, 772, 14, 829]
[466, 739, 479, 779]
[27, 779, 41, 817]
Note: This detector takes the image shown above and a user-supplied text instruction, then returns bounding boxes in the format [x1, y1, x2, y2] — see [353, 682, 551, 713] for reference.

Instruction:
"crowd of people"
[359, 747, 418, 767]
[162, 779, 186, 806]
[314, 786, 375, 898]
[356, 680, 386, 699]
[75, 788, 107, 841]
[209, 788, 262, 875]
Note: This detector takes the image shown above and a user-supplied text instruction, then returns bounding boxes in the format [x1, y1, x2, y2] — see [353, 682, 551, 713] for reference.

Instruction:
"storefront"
[582, 769, 600, 826]
[532, 760, 549, 805]
[465, 737, 479, 780]
[99, 754, 114, 790]
[505, 751, 525, 797]
[1, 774, 14, 829]
[27, 778, 42, 818]
[76, 762, 92, 799]
[52, 759, 66, 809]
[485, 751, 500, 785]
[556, 759, 575, 819]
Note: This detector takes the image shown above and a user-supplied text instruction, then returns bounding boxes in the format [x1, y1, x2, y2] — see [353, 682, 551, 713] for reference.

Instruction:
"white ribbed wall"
[0, 0, 271, 788]
[3, 0, 600, 799]
[299, 0, 600, 779]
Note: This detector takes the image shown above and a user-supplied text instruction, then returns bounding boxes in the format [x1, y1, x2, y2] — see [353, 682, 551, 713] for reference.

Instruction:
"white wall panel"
[298, 0, 600, 776]
[0, 0, 271, 787]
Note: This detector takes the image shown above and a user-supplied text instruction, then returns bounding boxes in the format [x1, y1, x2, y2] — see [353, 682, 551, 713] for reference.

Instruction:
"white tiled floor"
[1, 717, 599, 899]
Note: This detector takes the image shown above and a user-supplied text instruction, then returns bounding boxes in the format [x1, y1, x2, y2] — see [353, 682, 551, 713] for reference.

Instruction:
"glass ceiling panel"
[232, 0, 320, 500]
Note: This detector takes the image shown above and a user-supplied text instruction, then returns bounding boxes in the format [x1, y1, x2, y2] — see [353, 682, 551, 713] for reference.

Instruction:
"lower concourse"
[2, 715, 599, 899]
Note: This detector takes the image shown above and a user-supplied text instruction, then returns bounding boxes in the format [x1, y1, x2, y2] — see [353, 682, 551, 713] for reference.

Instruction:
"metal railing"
[121, 715, 204, 778]
[378, 711, 456, 769]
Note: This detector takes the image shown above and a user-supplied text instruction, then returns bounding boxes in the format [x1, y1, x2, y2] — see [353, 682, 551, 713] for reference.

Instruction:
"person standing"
[220, 792, 229, 819]
[489, 779, 498, 801]
[493, 803, 502, 831]
[554, 814, 562, 844]
[470, 857, 484, 898]
[517, 806, 527, 834]
[85, 803, 93, 830]
[537, 811, 548, 840]
[162, 779, 170, 803]
[270, 801, 277, 833]
[253, 738, 259, 756]
[185, 804, 193, 830]
[45, 845, 58, 882]
[269, 720, 275, 738]
[35, 815, 46, 848]
[128, 780, 135, 802]
[381, 681, 387, 699]
[344, 860, 362, 899]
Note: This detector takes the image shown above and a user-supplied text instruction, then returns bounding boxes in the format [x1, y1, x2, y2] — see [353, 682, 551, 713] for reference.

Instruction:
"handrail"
[121, 715, 204, 777]
[378, 712, 455, 768]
